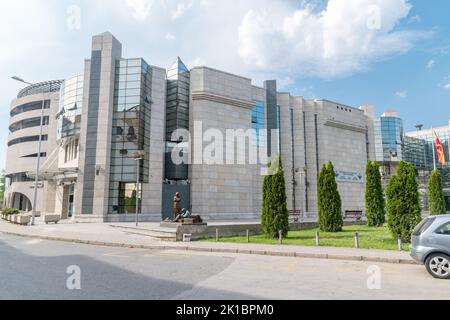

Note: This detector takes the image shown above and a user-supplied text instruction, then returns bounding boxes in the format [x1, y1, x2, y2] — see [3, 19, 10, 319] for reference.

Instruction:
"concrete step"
[109, 225, 177, 241]
[122, 230, 177, 242]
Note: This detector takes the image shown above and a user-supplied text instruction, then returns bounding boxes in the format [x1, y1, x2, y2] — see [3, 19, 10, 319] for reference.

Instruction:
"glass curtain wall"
[251, 101, 265, 147]
[165, 57, 190, 181]
[108, 58, 152, 214]
[58, 75, 84, 140]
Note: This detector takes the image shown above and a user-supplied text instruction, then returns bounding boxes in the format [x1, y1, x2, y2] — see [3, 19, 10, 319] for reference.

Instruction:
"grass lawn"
[200, 225, 409, 251]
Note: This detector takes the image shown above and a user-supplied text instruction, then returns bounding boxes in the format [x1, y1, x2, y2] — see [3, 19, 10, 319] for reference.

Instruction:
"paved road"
[0, 233, 448, 300]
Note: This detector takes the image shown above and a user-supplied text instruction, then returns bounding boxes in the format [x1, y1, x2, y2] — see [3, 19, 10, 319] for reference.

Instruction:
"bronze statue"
[172, 192, 182, 221]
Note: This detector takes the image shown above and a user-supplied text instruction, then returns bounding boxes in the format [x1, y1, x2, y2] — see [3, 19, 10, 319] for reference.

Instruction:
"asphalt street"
[0, 233, 448, 300]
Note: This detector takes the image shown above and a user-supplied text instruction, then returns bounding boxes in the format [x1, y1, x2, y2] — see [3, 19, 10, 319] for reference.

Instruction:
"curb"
[0, 229, 420, 266]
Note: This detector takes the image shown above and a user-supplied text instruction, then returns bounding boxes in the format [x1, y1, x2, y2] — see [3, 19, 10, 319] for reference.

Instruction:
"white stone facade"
[4, 31, 376, 222]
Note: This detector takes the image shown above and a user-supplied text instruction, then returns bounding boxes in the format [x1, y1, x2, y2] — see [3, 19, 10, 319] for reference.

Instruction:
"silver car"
[410, 215, 450, 279]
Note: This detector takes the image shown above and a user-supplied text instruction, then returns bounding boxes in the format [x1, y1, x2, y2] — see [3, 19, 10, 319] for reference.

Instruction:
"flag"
[434, 130, 446, 165]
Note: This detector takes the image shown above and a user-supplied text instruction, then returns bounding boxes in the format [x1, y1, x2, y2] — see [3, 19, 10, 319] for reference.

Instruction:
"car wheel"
[425, 253, 450, 280]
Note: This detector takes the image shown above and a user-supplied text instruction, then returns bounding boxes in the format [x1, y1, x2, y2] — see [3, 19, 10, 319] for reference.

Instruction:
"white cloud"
[160, 0, 197, 20]
[395, 90, 408, 98]
[165, 32, 176, 40]
[171, 1, 194, 20]
[126, 0, 152, 21]
[238, 0, 426, 78]
[408, 15, 421, 24]
[188, 57, 206, 68]
[426, 59, 435, 70]
[444, 84, 450, 90]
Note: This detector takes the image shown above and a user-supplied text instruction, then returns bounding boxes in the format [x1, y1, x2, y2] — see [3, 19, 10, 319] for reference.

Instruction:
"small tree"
[428, 170, 446, 215]
[318, 161, 343, 232]
[261, 155, 289, 238]
[365, 161, 386, 227]
[386, 161, 422, 242]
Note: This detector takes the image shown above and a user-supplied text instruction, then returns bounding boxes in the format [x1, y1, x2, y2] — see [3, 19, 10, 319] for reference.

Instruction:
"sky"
[1, 0, 450, 169]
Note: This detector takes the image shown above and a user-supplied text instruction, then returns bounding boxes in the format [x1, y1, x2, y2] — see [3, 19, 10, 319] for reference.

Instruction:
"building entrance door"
[67, 184, 75, 218]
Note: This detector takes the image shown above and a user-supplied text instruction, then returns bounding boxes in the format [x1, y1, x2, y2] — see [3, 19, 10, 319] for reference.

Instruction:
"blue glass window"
[252, 101, 265, 146]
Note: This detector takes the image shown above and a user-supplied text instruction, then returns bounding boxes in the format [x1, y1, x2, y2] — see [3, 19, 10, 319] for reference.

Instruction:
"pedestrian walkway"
[0, 219, 417, 265]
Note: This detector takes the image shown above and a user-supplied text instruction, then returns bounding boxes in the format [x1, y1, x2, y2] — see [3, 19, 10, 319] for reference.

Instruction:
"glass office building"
[374, 112, 404, 162]
[406, 122, 450, 212]
[374, 112, 450, 212]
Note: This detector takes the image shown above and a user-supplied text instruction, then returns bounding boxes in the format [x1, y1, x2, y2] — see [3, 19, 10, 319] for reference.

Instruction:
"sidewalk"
[0, 219, 418, 265]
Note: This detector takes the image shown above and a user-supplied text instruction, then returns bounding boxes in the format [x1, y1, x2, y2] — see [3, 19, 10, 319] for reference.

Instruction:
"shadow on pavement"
[0, 237, 261, 300]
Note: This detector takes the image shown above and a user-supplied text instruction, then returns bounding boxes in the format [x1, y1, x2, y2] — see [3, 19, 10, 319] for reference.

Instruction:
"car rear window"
[413, 217, 436, 236]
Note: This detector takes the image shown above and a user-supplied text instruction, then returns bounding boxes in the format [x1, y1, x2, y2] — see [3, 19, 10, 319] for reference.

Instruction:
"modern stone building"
[5, 80, 63, 213]
[4, 32, 375, 222]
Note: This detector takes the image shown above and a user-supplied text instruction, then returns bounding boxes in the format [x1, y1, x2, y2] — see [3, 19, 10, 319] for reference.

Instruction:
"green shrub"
[365, 161, 386, 227]
[428, 170, 446, 215]
[386, 161, 422, 242]
[2, 208, 19, 216]
[318, 161, 343, 232]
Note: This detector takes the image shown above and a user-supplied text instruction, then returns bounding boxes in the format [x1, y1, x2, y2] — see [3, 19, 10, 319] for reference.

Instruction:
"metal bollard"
[246, 229, 250, 243]
[355, 232, 360, 249]
[397, 235, 402, 251]
[315, 231, 320, 246]
[216, 228, 219, 242]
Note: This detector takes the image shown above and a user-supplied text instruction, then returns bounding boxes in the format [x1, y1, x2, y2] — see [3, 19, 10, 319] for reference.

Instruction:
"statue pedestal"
[160, 216, 208, 241]
[161, 215, 204, 228]
[160, 221, 208, 229]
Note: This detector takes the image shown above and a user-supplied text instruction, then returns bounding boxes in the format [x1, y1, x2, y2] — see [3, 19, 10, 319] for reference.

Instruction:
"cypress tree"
[318, 161, 343, 232]
[271, 159, 289, 238]
[386, 161, 422, 242]
[428, 170, 446, 215]
[365, 161, 386, 227]
[261, 155, 289, 238]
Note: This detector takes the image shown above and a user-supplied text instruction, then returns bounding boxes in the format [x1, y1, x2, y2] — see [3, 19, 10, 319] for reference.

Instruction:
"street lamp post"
[133, 150, 145, 227]
[11, 76, 45, 226]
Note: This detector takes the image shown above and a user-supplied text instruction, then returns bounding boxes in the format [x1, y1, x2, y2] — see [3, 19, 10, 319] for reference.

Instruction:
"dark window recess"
[9, 116, 49, 133]
[8, 135, 48, 147]
[7, 172, 34, 183]
[22, 152, 47, 158]
[120, 149, 128, 155]
[10, 100, 50, 117]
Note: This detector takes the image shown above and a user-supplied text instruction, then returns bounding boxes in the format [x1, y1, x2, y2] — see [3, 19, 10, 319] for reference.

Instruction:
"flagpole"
[432, 127, 436, 171]
[448, 136, 450, 167]
[448, 121, 450, 167]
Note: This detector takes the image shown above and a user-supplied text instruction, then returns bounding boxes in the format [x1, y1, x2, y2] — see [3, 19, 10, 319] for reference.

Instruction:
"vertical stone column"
[141, 66, 166, 220]
[278, 93, 294, 211]
[75, 32, 122, 222]
[291, 97, 306, 214]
